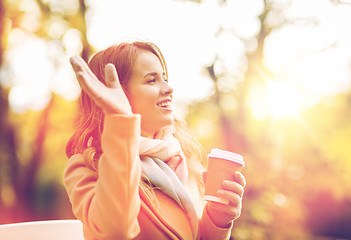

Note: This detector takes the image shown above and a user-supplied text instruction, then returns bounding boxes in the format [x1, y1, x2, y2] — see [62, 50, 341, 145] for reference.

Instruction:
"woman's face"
[125, 50, 174, 137]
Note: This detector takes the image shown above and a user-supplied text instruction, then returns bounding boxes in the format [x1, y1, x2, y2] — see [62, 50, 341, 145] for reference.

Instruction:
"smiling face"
[125, 50, 174, 137]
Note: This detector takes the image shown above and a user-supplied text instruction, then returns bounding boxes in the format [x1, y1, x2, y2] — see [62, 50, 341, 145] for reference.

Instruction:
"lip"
[156, 98, 172, 110]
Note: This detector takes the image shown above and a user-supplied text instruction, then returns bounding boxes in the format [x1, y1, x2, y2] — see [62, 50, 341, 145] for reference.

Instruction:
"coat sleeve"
[198, 202, 234, 240]
[64, 114, 142, 240]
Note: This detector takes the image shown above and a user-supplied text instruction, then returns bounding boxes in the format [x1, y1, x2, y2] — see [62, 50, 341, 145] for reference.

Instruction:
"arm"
[66, 56, 143, 239]
[198, 171, 246, 240]
[198, 205, 233, 240]
[64, 114, 142, 239]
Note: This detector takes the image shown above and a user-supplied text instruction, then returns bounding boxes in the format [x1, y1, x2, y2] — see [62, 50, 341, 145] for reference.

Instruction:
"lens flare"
[248, 81, 302, 120]
[266, 81, 301, 118]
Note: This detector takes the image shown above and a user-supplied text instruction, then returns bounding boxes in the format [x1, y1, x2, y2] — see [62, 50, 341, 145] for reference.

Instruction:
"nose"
[161, 81, 173, 96]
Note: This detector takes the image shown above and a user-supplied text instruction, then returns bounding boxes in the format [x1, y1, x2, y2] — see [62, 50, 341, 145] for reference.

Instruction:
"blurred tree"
[0, 0, 92, 223]
[1, 0, 351, 239]
[184, 0, 351, 239]
[0, 0, 21, 222]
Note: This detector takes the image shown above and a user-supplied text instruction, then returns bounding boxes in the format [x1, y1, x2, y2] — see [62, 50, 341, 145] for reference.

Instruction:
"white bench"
[0, 219, 84, 240]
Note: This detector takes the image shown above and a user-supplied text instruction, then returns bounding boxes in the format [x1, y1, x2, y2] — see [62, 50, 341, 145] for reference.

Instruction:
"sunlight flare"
[248, 81, 302, 120]
[266, 81, 301, 118]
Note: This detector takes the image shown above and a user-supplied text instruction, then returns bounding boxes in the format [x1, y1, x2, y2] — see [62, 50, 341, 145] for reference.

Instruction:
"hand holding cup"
[203, 149, 246, 227]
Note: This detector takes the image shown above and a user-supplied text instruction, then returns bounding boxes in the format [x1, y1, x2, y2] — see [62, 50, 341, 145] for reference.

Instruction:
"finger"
[222, 180, 244, 197]
[234, 171, 246, 187]
[76, 70, 107, 104]
[70, 56, 93, 84]
[70, 55, 90, 73]
[217, 189, 241, 206]
[75, 71, 101, 99]
[70, 56, 99, 83]
[105, 63, 121, 89]
[207, 201, 241, 220]
[70, 56, 106, 95]
[70, 56, 84, 74]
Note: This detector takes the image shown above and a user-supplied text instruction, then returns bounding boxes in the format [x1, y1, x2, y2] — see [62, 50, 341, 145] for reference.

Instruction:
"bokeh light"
[1, 0, 351, 239]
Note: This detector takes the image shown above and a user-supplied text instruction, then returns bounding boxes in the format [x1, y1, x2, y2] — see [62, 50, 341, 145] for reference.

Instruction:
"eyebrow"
[144, 72, 158, 78]
[144, 72, 167, 79]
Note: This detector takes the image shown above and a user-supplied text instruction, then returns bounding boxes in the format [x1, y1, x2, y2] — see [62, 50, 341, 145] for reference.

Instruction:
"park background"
[1, 0, 351, 239]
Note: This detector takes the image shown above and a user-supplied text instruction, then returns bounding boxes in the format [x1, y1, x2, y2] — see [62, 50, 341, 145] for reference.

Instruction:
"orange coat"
[64, 114, 232, 240]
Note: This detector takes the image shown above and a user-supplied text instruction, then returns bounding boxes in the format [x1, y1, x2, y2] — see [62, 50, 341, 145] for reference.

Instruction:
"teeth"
[158, 101, 171, 108]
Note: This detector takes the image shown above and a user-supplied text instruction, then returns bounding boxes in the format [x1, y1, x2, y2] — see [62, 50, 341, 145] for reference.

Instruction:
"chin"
[166, 115, 175, 124]
[159, 116, 175, 129]
[143, 116, 174, 135]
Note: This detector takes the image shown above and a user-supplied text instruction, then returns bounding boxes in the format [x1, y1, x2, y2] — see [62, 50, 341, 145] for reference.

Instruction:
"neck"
[141, 129, 156, 139]
[141, 125, 173, 139]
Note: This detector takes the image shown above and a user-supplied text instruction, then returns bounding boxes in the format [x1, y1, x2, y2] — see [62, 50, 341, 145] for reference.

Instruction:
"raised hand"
[70, 55, 133, 115]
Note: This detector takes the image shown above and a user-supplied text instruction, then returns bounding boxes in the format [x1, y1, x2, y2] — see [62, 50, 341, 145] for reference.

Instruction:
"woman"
[64, 40, 246, 240]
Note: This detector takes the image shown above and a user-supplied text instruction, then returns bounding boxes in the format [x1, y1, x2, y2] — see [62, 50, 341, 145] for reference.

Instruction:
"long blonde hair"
[66, 40, 206, 198]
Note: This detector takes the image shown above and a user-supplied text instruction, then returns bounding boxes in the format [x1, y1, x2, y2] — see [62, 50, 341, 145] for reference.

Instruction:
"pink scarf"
[138, 126, 198, 238]
[139, 126, 188, 184]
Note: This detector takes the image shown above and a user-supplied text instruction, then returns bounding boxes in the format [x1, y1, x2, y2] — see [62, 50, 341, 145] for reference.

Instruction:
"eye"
[147, 78, 156, 84]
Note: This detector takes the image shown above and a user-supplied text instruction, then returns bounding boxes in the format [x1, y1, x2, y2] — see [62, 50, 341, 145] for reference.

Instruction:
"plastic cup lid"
[208, 148, 245, 166]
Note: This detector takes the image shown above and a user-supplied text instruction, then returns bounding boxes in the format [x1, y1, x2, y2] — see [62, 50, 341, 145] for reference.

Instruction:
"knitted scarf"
[139, 127, 198, 239]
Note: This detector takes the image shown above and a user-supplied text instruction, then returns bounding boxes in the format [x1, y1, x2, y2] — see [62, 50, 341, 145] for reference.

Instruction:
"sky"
[2, 0, 351, 119]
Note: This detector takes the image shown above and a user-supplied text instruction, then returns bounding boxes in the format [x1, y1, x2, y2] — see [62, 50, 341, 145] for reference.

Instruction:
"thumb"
[202, 171, 207, 185]
[105, 63, 121, 88]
